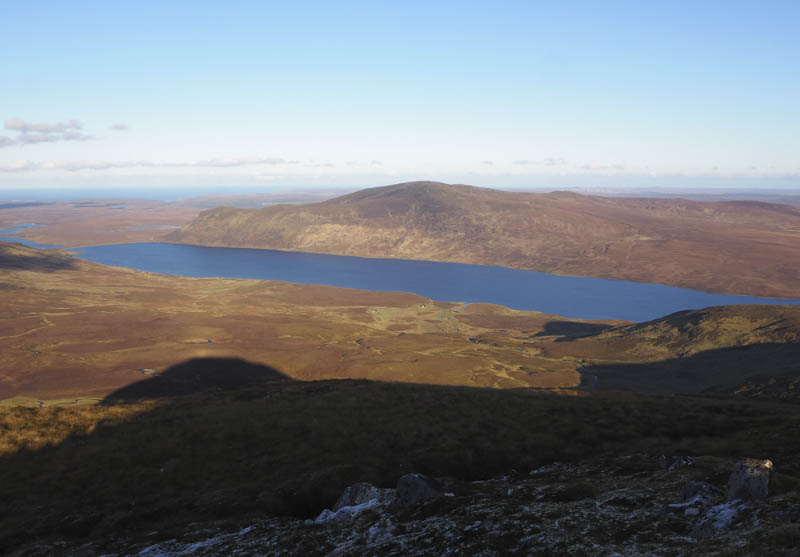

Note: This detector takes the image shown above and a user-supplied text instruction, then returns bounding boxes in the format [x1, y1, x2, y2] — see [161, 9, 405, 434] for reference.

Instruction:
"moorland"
[171, 181, 800, 298]
[1, 182, 800, 554]
[3, 241, 799, 406]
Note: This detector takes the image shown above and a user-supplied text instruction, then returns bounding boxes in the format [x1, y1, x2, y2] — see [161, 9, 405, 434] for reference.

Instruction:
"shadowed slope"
[0, 241, 75, 272]
[3, 361, 800, 553]
[102, 358, 290, 402]
[581, 343, 800, 396]
[544, 305, 800, 396]
[547, 305, 800, 360]
[169, 181, 800, 298]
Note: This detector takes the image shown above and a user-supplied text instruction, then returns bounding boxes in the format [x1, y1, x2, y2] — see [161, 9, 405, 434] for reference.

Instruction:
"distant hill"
[0, 241, 74, 271]
[169, 181, 800, 298]
[545, 305, 800, 397]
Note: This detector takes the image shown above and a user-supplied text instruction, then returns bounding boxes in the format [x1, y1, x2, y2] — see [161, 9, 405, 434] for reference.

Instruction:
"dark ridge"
[326, 181, 493, 204]
[0, 242, 75, 272]
[532, 320, 615, 341]
[102, 357, 290, 402]
[580, 342, 800, 397]
[0, 202, 49, 210]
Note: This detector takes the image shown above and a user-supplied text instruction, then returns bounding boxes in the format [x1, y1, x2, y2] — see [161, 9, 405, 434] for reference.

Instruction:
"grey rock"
[692, 500, 750, 538]
[726, 458, 773, 503]
[313, 499, 382, 525]
[333, 482, 394, 511]
[365, 516, 397, 544]
[680, 480, 717, 502]
[392, 473, 444, 509]
[659, 455, 695, 471]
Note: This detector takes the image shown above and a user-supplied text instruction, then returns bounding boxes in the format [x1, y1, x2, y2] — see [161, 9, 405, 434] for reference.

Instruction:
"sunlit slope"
[0, 242, 609, 402]
[544, 305, 800, 396]
[169, 181, 800, 298]
[3, 242, 799, 403]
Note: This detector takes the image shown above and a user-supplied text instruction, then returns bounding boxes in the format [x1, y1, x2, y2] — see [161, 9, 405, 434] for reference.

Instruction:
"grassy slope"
[2, 245, 800, 551]
[170, 181, 800, 298]
[3, 241, 800, 403]
[2, 374, 799, 551]
[2, 242, 608, 402]
[543, 305, 800, 396]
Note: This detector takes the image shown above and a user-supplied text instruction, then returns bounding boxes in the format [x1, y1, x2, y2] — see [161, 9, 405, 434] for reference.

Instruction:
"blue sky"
[1, 0, 798, 195]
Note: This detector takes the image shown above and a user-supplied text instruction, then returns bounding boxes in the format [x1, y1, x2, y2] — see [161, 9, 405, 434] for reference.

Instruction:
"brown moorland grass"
[169, 181, 800, 298]
[1, 367, 799, 551]
[3, 242, 800, 404]
[1, 242, 616, 402]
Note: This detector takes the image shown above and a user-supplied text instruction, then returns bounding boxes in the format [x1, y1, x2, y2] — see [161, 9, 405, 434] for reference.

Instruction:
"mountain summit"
[169, 182, 800, 298]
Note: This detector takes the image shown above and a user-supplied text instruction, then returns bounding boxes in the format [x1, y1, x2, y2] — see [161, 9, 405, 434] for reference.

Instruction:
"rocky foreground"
[23, 455, 799, 556]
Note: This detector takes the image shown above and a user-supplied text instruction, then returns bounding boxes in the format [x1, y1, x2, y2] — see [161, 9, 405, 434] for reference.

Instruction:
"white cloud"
[16, 131, 95, 144]
[15, 133, 60, 144]
[576, 162, 625, 171]
[4, 118, 95, 145]
[62, 131, 95, 141]
[192, 156, 286, 167]
[0, 136, 15, 148]
[5, 118, 83, 133]
[0, 160, 40, 171]
[109, 123, 129, 131]
[0, 156, 296, 172]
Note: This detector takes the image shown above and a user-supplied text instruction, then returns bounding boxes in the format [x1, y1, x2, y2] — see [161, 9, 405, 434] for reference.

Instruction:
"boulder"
[659, 455, 694, 471]
[692, 500, 750, 538]
[311, 482, 395, 525]
[726, 458, 773, 503]
[392, 473, 444, 509]
[365, 516, 397, 544]
[667, 480, 717, 517]
[333, 482, 394, 511]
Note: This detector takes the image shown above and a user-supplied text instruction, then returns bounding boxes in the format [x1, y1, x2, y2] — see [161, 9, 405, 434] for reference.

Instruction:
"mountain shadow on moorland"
[3, 356, 800, 553]
[546, 304, 800, 395]
[579, 342, 800, 398]
[102, 357, 291, 402]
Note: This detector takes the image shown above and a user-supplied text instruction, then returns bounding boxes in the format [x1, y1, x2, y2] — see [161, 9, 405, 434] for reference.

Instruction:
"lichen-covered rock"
[15, 455, 800, 556]
[692, 500, 751, 538]
[659, 455, 695, 471]
[726, 458, 773, 503]
[393, 473, 444, 508]
[667, 480, 716, 518]
[311, 482, 395, 524]
[364, 516, 397, 544]
[312, 498, 382, 524]
[332, 482, 394, 511]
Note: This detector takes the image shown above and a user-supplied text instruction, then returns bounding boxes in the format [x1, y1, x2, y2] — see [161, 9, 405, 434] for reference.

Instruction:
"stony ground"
[17, 454, 800, 556]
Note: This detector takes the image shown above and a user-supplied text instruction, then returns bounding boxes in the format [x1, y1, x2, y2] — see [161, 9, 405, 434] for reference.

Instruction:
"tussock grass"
[1, 380, 799, 550]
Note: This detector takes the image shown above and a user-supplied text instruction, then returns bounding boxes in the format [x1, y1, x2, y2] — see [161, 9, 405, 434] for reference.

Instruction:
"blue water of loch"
[70, 242, 800, 322]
